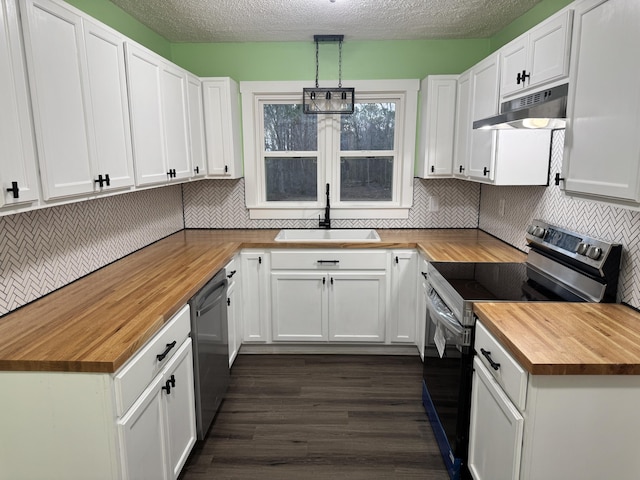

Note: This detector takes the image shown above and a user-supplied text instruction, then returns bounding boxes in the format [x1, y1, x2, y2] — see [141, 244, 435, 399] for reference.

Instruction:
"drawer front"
[271, 250, 387, 270]
[114, 304, 191, 416]
[475, 320, 527, 410]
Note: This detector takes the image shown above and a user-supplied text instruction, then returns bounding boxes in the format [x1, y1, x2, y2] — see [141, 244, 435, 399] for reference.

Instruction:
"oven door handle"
[427, 287, 466, 337]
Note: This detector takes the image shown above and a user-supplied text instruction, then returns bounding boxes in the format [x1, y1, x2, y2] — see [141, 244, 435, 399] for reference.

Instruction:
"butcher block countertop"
[474, 303, 640, 375]
[0, 227, 625, 375]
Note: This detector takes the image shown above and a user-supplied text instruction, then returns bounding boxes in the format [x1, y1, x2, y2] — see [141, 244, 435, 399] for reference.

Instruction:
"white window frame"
[240, 80, 419, 220]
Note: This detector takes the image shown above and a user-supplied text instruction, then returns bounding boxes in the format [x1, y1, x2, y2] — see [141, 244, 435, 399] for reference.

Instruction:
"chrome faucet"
[319, 183, 331, 229]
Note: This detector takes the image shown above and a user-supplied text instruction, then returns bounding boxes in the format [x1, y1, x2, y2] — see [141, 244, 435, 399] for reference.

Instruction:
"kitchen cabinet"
[416, 254, 429, 360]
[241, 250, 270, 342]
[126, 43, 191, 186]
[186, 73, 207, 178]
[417, 75, 457, 178]
[225, 255, 242, 366]
[0, 304, 196, 479]
[270, 250, 387, 343]
[202, 77, 243, 178]
[561, 0, 640, 208]
[469, 320, 640, 479]
[0, 0, 39, 210]
[500, 9, 573, 98]
[389, 250, 418, 343]
[453, 70, 472, 179]
[20, 0, 134, 200]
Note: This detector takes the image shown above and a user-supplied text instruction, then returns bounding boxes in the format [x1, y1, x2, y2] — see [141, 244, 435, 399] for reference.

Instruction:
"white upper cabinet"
[186, 73, 207, 178]
[20, 0, 134, 200]
[416, 75, 457, 178]
[0, 0, 39, 209]
[126, 43, 192, 186]
[562, 0, 640, 207]
[202, 77, 243, 178]
[453, 70, 472, 179]
[500, 9, 573, 98]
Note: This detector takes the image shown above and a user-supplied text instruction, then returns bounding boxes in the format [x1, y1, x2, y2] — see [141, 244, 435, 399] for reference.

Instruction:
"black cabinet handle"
[194, 166, 200, 174]
[227, 270, 237, 279]
[516, 70, 531, 85]
[330, 277, 334, 285]
[95, 175, 104, 187]
[167, 169, 177, 178]
[6, 181, 19, 199]
[227, 297, 231, 306]
[317, 260, 339, 264]
[258, 256, 262, 264]
[162, 375, 175, 395]
[430, 165, 435, 173]
[421, 271, 428, 279]
[554, 173, 565, 186]
[459, 165, 465, 173]
[105, 174, 110, 187]
[480, 348, 500, 371]
[483, 167, 490, 176]
[395, 256, 399, 264]
[156, 341, 177, 362]
[323, 277, 326, 285]
[224, 165, 228, 173]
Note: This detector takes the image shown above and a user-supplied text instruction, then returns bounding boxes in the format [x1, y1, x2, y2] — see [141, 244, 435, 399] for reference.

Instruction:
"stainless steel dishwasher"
[189, 268, 230, 440]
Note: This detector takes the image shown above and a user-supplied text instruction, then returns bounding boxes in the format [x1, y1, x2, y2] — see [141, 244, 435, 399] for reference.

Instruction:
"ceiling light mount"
[303, 34, 354, 114]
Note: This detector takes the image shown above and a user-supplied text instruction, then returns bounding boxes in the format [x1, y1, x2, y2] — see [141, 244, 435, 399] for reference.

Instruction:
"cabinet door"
[0, 0, 39, 208]
[202, 78, 242, 178]
[241, 251, 269, 342]
[125, 44, 167, 186]
[118, 374, 169, 480]
[163, 339, 196, 480]
[227, 280, 239, 367]
[468, 357, 524, 480]
[83, 19, 134, 191]
[389, 251, 417, 343]
[21, 0, 94, 199]
[500, 36, 527, 97]
[328, 272, 386, 342]
[562, 0, 640, 203]
[453, 71, 471, 178]
[271, 272, 328, 342]
[160, 63, 191, 182]
[417, 75, 457, 178]
[468, 54, 499, 182]
[186, 73, 207, 178]
[528, 10, 572, 89]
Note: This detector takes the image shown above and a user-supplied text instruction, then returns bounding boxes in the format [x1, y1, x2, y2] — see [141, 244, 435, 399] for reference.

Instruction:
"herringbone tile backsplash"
[479, 129, 640, 308]
[0, 186, 184, 316]
[183, 177, 480, 229]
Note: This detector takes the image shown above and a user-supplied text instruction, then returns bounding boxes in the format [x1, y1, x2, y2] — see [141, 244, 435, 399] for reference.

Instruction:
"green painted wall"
[63, 0, 171, 59]
[490, 0, 574, 51]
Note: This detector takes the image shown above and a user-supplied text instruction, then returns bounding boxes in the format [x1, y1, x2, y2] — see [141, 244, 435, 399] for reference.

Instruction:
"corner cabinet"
[0, 304, 196, 479]
[202, 77, 243, 178]
[20, 0, 135, 200]
[561, 0, 640, 208]
[0, 0, 39, 210]
[417, 75, 458, 178]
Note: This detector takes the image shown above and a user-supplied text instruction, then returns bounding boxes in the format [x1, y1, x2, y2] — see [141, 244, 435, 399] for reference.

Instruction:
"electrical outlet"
[498, 198, 506, 217]
[429, 196, 439, 212]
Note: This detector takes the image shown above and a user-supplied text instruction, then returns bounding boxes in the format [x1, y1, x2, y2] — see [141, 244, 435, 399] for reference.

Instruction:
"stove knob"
[576, 242, 589, 255]
[532, 227, 546, 238]
[586, 245, 603, 260]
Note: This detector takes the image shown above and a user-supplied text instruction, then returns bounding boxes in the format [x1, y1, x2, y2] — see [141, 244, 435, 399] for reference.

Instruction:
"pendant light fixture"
[303, 34, 355, 114]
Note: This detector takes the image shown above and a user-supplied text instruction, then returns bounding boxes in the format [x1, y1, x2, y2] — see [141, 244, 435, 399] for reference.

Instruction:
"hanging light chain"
[338, 39, 343, 88]
[315, 39, 320, 89]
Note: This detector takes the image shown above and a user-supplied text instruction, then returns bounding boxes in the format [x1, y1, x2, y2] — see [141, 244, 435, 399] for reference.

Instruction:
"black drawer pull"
[421, 271, 428, 279]
[480, 348, 500, 371]
[227, 270, 237, 278]
[7, 181, 19, 198]
[317, 260, 339, 264]
[161, 375, 175, 395]
[156, 341, 177, 362]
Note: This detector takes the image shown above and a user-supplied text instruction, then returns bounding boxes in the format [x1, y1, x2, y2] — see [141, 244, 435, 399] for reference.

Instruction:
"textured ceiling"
[108, 0, 542, 43]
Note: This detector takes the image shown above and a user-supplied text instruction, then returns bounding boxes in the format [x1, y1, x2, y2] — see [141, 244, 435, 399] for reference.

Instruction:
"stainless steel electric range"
[421, 220, 622, 480]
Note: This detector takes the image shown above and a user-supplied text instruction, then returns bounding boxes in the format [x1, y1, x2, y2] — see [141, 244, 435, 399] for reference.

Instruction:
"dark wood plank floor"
[179, 354, 449, 479]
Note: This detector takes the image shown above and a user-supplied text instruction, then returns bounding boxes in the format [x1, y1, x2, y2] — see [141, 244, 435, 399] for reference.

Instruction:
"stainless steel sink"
[274, 228, 381, 243]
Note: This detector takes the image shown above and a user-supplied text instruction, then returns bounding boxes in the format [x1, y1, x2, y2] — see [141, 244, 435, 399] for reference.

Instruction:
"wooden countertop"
[474, 303, 640, 375]
[0, 228, 524, 373]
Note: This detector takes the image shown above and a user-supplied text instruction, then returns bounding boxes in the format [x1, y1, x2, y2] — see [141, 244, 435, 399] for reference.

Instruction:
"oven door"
[423, 287, 473, 480]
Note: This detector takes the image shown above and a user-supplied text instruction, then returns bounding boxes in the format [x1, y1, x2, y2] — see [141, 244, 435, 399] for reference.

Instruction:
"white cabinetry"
[202, 77, 243, 178]
[0, 0, 39, 209]
[500, 9, 573, 98]
[225, 255, 242, 366]
[126, 43, 191, 186]
[20, 0, 134, 200]
[416, 255, 429, 360]
[186, 73, 207, 178]
[469, 320, 640, 480]
[389, 250, 417, 343]
[0, 304, 196, 479]
[241, 250, 270, 342]
[417, 75, 457, 178]
[561, 0, 640, 208]
[453, 71, 471, 178]
[269, 250, 387, 343]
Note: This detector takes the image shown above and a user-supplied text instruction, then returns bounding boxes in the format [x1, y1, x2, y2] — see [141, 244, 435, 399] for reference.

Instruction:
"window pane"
[340, 156, 393, 201]
[340, 103, 396, 151]
[263, 104, 317, 151]
[265, 157, 317, 201]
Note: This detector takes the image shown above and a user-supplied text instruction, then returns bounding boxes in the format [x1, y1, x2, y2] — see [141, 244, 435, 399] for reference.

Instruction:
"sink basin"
[274, 229, 381, 243]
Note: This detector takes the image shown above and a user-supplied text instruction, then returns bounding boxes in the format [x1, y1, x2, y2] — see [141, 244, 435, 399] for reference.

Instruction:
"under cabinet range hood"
[473, 83, 568, 130]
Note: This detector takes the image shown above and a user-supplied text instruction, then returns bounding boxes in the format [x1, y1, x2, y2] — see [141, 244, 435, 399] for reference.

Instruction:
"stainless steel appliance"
[422, 220, 622, 480]
[190, 269, 230, 440]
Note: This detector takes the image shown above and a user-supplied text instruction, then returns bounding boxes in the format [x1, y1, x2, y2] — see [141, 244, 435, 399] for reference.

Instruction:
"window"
[241, 80, 419, 219]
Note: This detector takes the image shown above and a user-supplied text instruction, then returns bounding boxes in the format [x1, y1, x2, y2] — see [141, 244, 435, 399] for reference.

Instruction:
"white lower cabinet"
[389, 250, 418, 343]
[416, 254, 429, 360]
[225, 255, 242, 366]
[469, 320, 640, 480]
[0, 304, 196, 480]
[241, 250, 270, 342]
